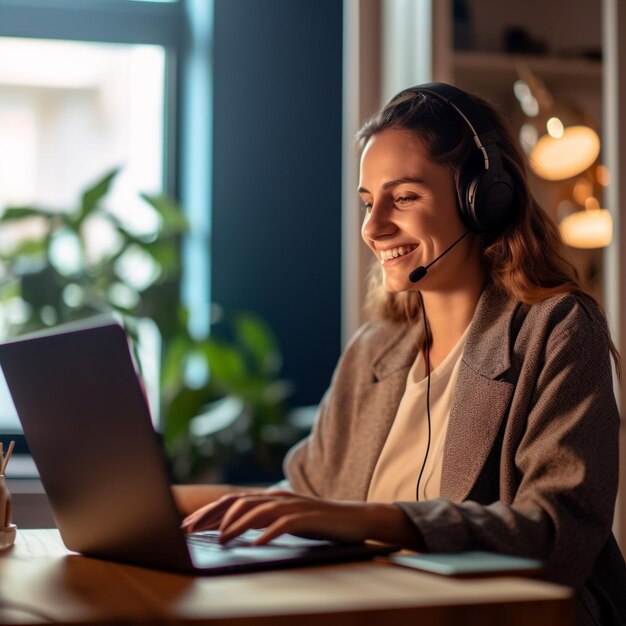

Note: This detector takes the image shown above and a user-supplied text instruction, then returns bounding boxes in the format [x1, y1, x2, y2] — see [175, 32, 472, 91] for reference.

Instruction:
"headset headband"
[394, 82, 515, 233]
[404, 82, 505, 174]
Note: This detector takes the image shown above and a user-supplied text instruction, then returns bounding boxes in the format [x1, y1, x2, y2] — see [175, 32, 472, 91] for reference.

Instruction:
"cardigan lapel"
[347, 284, 522, 504]
[440, 285, 521, 503]
[439, 366, 514, 502]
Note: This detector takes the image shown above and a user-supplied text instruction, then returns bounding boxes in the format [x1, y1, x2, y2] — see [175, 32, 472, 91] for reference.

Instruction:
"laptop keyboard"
[187, 531, 255, 551]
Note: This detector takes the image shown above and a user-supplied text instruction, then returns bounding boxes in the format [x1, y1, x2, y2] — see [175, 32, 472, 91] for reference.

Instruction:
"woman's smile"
[379, 243, 419, 266]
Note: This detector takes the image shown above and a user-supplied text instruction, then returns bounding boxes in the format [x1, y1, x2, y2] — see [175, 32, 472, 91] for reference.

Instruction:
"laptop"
[0, 317, 396, 574]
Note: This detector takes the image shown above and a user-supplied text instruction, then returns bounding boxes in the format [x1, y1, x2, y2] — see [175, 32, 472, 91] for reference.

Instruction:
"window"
[0, 37, 167, 431]
[0, 0, 194, 439]
[0, 37, 165, 230]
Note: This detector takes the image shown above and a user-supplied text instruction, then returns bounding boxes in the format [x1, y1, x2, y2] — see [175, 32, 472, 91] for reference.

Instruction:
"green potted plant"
[0, 168, 186, 337]
[0, 169, 295, 484]
[162, 309, 294, 483]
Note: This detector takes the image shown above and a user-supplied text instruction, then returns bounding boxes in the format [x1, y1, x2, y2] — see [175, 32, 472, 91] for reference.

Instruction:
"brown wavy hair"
[357, 86, 621, 376]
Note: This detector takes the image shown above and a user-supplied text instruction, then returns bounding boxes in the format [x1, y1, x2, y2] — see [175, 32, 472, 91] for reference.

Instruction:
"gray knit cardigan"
[285, 284, 626, 625]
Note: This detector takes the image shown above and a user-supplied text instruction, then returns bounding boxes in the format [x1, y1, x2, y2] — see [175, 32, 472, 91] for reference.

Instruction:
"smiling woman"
[179, 83, 626, 626]
[359, 129, 482, 304]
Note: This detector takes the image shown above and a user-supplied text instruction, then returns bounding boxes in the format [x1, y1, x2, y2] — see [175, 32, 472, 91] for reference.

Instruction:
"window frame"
[0, 0, 212, 447]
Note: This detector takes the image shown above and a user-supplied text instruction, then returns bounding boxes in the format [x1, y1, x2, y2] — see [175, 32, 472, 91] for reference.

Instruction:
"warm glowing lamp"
[559, 197, 613, 249]
[529, 122, 600, 181]
[514, 69, 601, 181]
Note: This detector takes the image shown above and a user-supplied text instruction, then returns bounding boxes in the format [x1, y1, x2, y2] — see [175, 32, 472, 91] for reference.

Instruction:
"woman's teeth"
[380, 244, 417, 263]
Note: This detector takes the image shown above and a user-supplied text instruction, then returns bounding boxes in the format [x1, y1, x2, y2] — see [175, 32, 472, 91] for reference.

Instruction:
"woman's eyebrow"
[358, 177, 427, 194]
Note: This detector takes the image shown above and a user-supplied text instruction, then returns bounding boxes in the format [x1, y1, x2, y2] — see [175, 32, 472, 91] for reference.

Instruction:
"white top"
[367, 325, 470, 503]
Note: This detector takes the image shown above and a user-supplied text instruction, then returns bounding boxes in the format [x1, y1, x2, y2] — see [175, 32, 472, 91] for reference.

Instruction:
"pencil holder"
[0, 474, 16, 550]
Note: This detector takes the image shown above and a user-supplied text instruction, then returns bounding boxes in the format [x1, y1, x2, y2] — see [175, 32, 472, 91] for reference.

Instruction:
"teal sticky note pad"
[391, 551, 544, 576]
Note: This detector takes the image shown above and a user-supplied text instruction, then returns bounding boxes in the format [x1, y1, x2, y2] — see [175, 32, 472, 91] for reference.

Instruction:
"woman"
[180, 83, 626, 624]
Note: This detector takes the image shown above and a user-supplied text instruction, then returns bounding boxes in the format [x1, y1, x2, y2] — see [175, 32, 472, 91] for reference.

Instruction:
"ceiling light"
[514, 66, 600, 181]
[559, 200, 612, 249]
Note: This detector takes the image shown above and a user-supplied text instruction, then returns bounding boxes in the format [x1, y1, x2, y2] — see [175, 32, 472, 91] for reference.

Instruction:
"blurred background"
[0, 0, 623, 546]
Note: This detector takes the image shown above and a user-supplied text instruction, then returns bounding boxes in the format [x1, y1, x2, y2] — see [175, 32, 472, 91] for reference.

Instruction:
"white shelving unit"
[434, 0, 603, 111]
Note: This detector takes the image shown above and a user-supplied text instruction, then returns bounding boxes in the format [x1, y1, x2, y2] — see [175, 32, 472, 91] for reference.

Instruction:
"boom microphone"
[408, 230, 470, 283]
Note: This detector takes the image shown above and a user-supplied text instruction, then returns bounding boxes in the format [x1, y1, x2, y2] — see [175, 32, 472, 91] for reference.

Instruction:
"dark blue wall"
[212, 0, 343, 407]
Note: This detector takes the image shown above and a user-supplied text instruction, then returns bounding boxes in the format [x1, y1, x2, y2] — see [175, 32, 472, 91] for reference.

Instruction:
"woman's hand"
[181, 490, 426, 550]
[171, 484, 263, 516]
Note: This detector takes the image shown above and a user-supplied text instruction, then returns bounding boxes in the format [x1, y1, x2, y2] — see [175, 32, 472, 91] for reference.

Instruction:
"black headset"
[399, 82, 516, 234]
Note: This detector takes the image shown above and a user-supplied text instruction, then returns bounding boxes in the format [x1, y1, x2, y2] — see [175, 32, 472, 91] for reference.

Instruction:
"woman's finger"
[219, 500, 308, 543]
[181, 496, 233, 532]
[248, 504, 370, 545]
[218, 494, 299, 532]
[182, 492, 256, 532]
[181, 489, 301, 533]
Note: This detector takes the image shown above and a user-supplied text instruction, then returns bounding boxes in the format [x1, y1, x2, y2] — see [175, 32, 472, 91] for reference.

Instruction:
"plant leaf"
[234, 312, 281, 375]
[0, 207, 52, 221]
[79, 168, 119, 222]
[164, 384, 218, 445]
[0, 238, 47, 261]
[161, 334, 192, 392]
[142, 240, 180, 273]
[21, 266, 62, 309]
[141, 193, 188, 234]
[189, 395, 246, 438]
[201, 338, 248, 388]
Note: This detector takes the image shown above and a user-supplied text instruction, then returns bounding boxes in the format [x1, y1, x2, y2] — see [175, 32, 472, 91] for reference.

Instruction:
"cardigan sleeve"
[395, 298, 620, 589]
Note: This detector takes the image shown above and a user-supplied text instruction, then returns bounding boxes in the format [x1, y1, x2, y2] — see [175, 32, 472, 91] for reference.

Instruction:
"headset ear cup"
[457, 169, 483, 232]
[460, 170, 515, 233]
[480, 170, 515, 231]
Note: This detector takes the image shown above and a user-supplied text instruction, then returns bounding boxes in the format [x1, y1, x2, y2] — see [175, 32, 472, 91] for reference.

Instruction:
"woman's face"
[359, 128, 479, 293]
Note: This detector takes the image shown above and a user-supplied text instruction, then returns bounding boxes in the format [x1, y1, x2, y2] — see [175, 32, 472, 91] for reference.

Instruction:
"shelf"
[454, 51, 601, 79]
[451, 51, 602, 106]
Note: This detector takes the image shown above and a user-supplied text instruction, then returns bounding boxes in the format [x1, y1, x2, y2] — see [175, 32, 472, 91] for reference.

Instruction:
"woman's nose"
[361, 201, 395, 241]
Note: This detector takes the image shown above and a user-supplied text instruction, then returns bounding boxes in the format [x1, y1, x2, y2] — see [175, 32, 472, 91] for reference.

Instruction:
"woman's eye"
[360, 200, 372, 213]
[395, 195, 418, 206]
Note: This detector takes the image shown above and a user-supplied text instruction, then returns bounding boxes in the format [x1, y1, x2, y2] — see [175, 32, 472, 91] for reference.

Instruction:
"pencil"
[0, 440, 14, 476]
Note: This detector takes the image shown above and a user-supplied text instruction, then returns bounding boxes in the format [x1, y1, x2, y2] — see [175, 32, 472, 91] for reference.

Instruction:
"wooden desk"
[0, 529, 574, 626]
